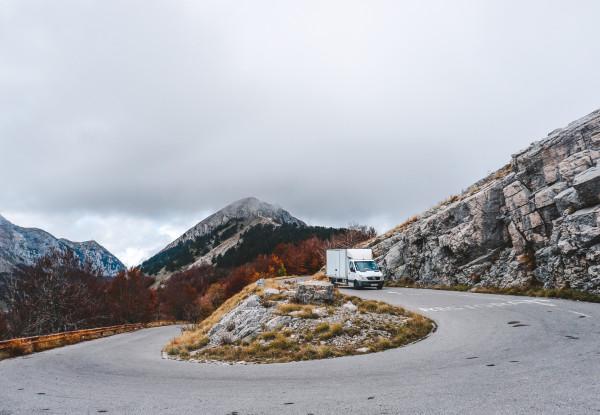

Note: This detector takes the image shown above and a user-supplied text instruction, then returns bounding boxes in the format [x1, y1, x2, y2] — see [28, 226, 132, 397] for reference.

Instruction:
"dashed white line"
[417, 299, 556, 313]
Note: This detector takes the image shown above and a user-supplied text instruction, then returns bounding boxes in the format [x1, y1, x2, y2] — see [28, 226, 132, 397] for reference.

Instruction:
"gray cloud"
[2, 0, 600, 265]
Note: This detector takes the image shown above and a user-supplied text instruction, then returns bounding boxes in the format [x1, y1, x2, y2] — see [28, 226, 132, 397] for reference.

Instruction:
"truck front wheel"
[377, 282, 384, 290]
[353, 280, 361, 290]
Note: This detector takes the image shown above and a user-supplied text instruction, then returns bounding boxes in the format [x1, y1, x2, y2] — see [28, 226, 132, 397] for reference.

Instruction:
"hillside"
[0, 214, 125, 278]
[140, 197, 342, 279]
[370, 109, 600, 294]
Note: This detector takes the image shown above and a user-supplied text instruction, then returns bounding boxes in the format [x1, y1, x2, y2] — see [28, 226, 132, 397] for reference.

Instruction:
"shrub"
[317, 345, 334, 358]
[277, 303, 303, 314]
[314, 322, 330, 334]
[188, 336, 209, 351]
[165, 345, 180, 356]
[329, 323, 343, 336]
[297, 306, 318, 319]
[270, 334, 293, 350]
[260, 331, 277, 341]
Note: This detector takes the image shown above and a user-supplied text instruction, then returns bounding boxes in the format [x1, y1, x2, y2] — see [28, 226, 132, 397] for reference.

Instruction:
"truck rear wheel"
[329, 278, 337, 286]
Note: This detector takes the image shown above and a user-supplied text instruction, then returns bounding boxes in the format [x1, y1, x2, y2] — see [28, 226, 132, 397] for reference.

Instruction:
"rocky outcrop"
[370, 109, 600, 294]
[207, 295, 272, 346]
[294, 281, 334, 304]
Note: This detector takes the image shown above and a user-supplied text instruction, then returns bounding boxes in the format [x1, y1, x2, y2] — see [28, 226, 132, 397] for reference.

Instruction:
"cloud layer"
[2, 0, 600, 265]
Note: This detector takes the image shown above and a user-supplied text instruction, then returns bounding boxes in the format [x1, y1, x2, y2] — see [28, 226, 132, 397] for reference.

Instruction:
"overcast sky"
[2, 0, 600, 266]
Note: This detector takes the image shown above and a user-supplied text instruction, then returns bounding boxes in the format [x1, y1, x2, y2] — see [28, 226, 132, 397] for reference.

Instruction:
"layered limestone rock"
[294, 281, 334, 304]
[370, 109, 600, 294]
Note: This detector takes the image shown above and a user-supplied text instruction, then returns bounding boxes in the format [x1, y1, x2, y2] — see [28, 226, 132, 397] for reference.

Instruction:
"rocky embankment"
[164, 280, 433, 364]
[371, 109, 600, 294]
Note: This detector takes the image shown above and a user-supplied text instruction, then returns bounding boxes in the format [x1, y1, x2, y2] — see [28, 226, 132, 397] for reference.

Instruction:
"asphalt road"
[1, 287, 599, 415]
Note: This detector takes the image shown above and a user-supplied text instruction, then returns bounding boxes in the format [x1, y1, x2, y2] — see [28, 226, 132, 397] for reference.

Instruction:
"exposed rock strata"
[0, 214, 124, 277]
[370, 109, 600, 294]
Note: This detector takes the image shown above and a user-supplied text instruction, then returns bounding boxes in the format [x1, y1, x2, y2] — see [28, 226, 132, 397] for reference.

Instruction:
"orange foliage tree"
[105, 268, 157, 324]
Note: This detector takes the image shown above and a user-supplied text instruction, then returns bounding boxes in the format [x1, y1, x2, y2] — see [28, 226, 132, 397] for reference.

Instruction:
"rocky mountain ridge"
[0, 214, 125, 277]
[163, 197, 305, 251]
[140, 197, 307, 277]
[370, 109, 600, 294]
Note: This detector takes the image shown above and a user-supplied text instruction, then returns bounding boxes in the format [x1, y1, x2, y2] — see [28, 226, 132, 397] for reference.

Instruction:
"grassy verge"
[166, 289, 434, 364]
[385, 280, 600, 303]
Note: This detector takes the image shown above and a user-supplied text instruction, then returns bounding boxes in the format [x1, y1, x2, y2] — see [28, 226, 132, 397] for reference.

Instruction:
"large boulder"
[295, 281, 334, 304]
[207, 295, 272, 345]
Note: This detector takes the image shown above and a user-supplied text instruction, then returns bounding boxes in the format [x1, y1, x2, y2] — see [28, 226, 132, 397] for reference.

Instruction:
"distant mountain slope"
[140, 197, 340, 278]
[0, 214, 125, 277]
[370, 108, 600, 294]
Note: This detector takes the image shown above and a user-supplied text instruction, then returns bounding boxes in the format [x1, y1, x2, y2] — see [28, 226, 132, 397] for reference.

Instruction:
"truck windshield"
[354, 261, 379, 272]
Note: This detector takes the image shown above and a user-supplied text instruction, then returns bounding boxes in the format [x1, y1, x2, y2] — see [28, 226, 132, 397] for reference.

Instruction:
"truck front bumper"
[357, 280, 383, 288]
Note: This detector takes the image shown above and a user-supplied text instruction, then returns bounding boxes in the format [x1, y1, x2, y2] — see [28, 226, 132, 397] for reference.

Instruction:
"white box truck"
[326, 248, 384, 289]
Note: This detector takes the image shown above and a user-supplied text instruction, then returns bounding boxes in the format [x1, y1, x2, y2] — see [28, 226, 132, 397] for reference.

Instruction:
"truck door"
[348, 260, 357, 283]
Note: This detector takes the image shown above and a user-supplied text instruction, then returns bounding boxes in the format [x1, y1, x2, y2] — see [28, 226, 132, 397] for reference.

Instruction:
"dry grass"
[276, 303, 318, 319]
[317, 323, 343, 340]
[385, 279, 600, 303]
[277, 303, 303, 313]
[472, 286, 600, 303]
[165, 282, 261, 355]
[311, 269, 329, 281]
[385, 215, 419, 237]
[166, 278, 435, 364]
[180, 293, 434, 363]
[189, 305, 434, 363]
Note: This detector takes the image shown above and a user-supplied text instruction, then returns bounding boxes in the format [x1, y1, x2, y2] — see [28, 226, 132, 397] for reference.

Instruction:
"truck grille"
[367, 277, 380, 281]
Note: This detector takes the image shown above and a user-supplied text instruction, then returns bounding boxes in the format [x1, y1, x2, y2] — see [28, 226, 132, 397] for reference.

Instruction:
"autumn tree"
[105, 268, 157, 324]
[158, 265, 221, 321]
[0, 311, 8, 340]
[1, 250, 107, 337]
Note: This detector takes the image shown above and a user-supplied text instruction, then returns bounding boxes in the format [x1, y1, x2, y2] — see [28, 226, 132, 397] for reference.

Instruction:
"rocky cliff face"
[370, 109, 600, 294]
[0, 214, 125, 277]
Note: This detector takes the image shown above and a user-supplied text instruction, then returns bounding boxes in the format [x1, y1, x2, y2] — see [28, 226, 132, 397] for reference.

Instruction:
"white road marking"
[566, 310, 592, 318]
[418, 299, 556, 313]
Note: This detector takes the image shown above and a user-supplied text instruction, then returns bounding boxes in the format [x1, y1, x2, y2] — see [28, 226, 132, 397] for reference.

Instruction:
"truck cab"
[326, 248, 384, 289]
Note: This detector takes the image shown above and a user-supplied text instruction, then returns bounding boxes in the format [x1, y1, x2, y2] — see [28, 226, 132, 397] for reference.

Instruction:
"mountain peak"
[164, 197, 306, 251]
[217, 197, 300, 223]
[143, 198, 307, 275]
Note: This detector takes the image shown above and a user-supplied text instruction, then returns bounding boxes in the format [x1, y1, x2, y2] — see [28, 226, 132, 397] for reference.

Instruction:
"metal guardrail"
[0, 321, 174, 360]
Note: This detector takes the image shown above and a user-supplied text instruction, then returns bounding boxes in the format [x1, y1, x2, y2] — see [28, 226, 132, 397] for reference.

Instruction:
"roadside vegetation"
[164, 280, 434, 364]
[0, 226, 375, 341]
[385, 279, 600, 303]
[0, 251, 157, 340]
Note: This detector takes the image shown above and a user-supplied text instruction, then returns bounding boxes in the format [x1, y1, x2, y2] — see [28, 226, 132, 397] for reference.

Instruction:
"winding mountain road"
[1, 287, 599, 414]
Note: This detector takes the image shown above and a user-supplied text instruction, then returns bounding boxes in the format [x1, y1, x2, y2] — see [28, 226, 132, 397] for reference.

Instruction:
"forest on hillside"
[0, 225, 375, 340]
